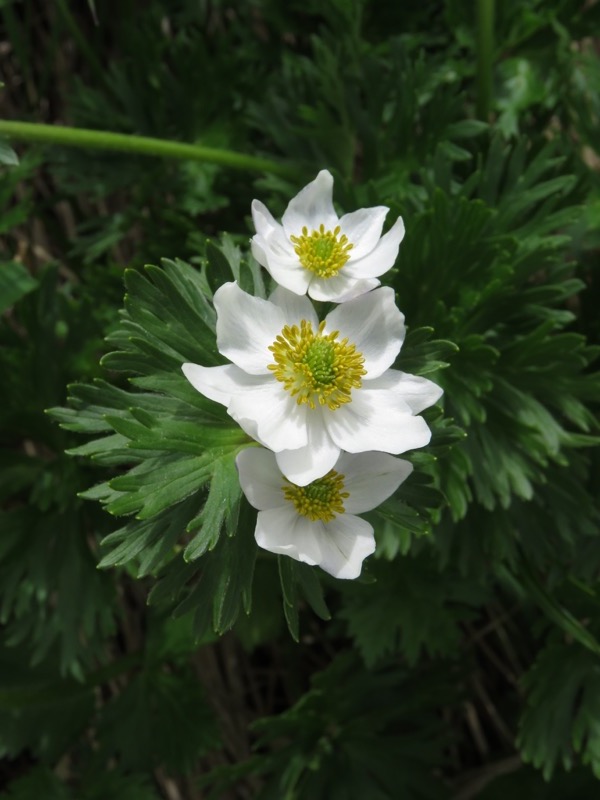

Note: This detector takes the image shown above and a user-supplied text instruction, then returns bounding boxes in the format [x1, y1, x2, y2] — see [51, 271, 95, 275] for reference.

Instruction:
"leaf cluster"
[2, 0, 600, 796]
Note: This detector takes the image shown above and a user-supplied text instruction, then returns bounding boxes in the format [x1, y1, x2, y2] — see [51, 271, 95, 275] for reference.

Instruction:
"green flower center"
[304, 339, 336, 386]
[290, 224, 353, 278]
[282, 469, 349, 523]
[268, 320, 366, 410]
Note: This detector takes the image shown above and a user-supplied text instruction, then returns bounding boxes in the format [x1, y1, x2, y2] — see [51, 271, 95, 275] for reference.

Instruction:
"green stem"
[475, 0, 495, 121]
[0, 120, 297, 179]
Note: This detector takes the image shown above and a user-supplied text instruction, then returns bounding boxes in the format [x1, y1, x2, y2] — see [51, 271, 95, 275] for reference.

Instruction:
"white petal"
[229, 381, 308, 452]
[317, 515, 375, 579]
[263, 254, 312, 295]
[251, 201, 311, 294]
[236, 448, 286, 511]
[281, 170, 338, 237]
[181, 363, 265, 406]
[253, 225, 297, 266]
[275, 410, 340, 486]
[345, 217, 405, 279]
[338, 206, 388, 260]
[268, 286, 318, 328]
[214, 283, 284, 375]
[308, 273, 380, 303]
[250, 237, 269, 269]
[324, 287, 405, 379]
[325, 386, 432, 454]
[255, 507, 323, 566]
[335, 452, 413, 514]
[366, 370, 443, 414]
[251, 199, 282, 242]
[182, 365, 306, 450]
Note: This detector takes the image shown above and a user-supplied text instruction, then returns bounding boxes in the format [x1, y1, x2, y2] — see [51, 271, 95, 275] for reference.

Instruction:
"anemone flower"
[237, 447, 413, 579]
[251, 169, 405, 302]
[182, 282, 442, 486]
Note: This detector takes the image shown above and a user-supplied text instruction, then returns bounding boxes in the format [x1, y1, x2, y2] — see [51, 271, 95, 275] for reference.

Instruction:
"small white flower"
[251, 169, 405, 303]
[182, 282, 442, 486]
[237, 447, 413, 579]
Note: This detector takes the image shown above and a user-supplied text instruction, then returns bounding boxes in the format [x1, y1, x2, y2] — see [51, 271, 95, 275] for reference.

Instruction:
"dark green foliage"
[50, 257, 259, 638]
[95, 662, 216, 772]
[518, 638, 600, 779]
[340, 554, 489, 667]
[201, 653, 452, 800]
[0, 262, 37, 314]
[53, 246, 445, 640]
[385, 141, 600, 590]
[0, 265, 117, 679]
[4, 768, 161, 800]
[477, 765, 600, 800]
[1, 0, 600, 796]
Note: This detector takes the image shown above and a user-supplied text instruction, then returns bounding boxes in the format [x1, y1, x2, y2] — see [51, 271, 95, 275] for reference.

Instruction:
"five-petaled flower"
[182, 282, 442, 486]
[236, 447, 413, 579]
[251, 169, 405, 303]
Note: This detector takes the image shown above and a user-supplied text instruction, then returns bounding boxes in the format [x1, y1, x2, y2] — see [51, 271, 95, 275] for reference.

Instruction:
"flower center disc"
[290, 224, 353, 278]
[268, 320, 366, 410]
[283, 469, 349, 522]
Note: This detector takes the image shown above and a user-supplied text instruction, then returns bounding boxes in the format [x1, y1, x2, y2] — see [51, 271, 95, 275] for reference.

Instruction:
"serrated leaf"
[341, 556, 485, 667]
[518, 641, 600, 779]
[107, 453, 214, 518]
[184, 451, 242, 560]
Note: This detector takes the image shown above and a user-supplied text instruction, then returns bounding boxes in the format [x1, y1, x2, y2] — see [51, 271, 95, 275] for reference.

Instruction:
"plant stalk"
[0, 120, 297, 178]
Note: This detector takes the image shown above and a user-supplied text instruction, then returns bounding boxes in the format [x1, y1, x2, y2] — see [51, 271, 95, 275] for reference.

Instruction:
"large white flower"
[182, 282, 442, 486]
[251, 169, 405, 303]
[237, 447, 413, 579]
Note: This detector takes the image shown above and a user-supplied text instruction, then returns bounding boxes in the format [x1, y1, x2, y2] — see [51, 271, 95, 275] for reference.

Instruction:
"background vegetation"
[1, 0, 600, 797]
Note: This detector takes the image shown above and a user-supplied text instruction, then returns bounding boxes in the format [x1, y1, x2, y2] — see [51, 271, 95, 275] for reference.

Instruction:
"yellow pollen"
[282, 470, 349, 523]
[290, 224, 353, 278]
[268, 319, 366, 410]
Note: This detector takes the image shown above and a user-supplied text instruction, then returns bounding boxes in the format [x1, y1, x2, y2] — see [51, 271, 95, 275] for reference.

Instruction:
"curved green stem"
[475, 0, 495, 121]
[0, 120, 297, 179]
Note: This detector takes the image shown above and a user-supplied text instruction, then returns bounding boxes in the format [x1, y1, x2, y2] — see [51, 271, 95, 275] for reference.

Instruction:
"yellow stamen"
[268, 320, 366, 410]
[290, 224, 353, 278]
[283, 470, 349, 523]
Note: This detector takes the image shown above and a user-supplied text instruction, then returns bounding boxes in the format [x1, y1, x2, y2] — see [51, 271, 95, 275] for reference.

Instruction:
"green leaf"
[0, 140, 19, 166]
[3, 769, 70, 800]
[0, 261, 38, 313]
[204, 653, 451, 799]
[518, 640, 600, 779]
[512, 558, 600, 657]
[171, 500, 257, 637]
[107, 453, 215, 518]
[0, 641, 95, 762]
[445, 119, 489, 138]
[341, 556, 487, 667]
[276, 556, 331, 641]
[184, 450, 242, 560]
[96, 664, 217, 772]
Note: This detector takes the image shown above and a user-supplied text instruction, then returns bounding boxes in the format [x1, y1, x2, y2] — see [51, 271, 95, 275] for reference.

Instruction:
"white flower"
[251, 169, 405, 303]
[182, 282, 442, 486]
[237, 447, 413, 579]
